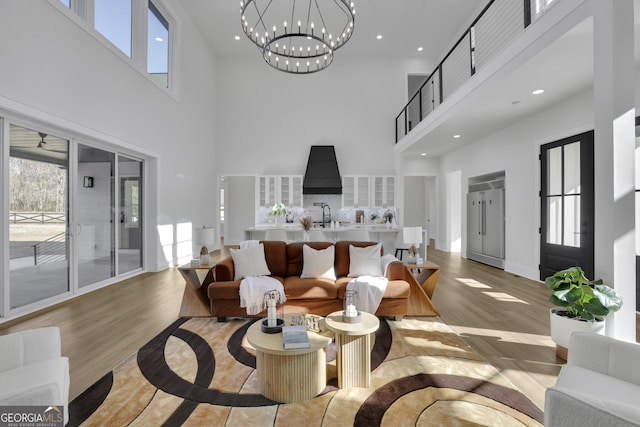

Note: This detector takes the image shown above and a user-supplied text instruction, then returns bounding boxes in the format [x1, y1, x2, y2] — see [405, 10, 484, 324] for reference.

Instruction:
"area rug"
[69, 317, 543, 426]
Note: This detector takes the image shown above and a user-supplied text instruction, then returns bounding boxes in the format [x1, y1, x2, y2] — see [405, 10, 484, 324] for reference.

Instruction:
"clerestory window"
[50, 0, 173, 92]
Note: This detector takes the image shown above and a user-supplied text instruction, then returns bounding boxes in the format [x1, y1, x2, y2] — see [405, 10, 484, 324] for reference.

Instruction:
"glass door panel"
[540, 131, 594, 280]
[118, 156, 142, 274]
[9, 125, 69, 308]
[77, 144, 115, 287]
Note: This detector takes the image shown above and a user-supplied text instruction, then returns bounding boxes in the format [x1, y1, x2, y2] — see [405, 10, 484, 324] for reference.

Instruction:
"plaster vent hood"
[303, 145, 342, 194]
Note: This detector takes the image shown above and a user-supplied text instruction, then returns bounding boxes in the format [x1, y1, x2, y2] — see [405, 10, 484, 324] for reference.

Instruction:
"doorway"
[540, 131, 594, 280]
[8, 125, 69, 309]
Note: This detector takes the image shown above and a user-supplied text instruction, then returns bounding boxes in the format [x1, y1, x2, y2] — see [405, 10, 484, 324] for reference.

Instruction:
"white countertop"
[248, 224, 400, 232]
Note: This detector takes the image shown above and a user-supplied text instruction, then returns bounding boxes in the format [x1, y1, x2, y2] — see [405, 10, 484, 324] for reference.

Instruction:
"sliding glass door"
[9, 125, 69, 308]
[118, 155, 143, 274]
[77, 144, 115, 287]
[3, 118, 146, 318]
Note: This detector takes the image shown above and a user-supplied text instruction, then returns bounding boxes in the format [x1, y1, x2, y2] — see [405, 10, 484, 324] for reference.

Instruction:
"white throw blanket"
[239, 276, 286, 315]
[346, 275, 388, 314]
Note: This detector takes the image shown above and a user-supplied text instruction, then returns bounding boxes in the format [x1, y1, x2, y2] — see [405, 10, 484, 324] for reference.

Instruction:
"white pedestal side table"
[246, 319, 333, 403]
[324, 311, 380, 388]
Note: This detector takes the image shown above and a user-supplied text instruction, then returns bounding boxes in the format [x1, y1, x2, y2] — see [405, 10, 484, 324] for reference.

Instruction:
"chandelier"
[240, 0, 356, 74]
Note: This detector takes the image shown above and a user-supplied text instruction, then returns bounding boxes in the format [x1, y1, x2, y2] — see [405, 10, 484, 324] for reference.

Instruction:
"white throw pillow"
[348, 243, 383, 277]
[301, 245, 336, 280]
[230, 243, 271, 280]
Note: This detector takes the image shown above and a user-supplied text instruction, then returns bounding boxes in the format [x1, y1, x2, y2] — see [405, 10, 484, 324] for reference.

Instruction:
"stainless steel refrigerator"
[467, 188, 505, 269]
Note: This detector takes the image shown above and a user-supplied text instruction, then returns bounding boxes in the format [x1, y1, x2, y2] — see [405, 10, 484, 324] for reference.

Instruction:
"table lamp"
[403, 226, 423, 264]
[261, 289, 284, 333]
[194, 226, 214, 265]
[342, 290, 361, 323]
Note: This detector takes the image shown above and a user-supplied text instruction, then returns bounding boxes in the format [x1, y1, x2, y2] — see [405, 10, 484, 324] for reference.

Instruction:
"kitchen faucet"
[313, 202, 331, 228]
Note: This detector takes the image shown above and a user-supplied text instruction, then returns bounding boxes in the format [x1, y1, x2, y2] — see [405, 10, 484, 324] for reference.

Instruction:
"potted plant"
[268, 203, 287, 225]
[545, 266, 623, 360]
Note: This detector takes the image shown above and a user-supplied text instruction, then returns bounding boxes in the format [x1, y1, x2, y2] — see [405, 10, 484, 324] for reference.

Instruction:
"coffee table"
[246, 318, 333, 403]
[324, 311, 380, 388]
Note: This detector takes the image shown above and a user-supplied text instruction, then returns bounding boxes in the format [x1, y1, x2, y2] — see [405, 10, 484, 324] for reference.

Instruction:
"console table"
[246, 319, 333, 403]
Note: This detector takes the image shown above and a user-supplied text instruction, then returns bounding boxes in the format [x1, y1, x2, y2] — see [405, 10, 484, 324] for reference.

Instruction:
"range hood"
[303, 145, 342, 194]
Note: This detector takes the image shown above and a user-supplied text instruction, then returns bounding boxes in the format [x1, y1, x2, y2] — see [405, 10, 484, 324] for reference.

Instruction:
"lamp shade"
[402, 226, 423, 245]
[194, 226, 215, 247]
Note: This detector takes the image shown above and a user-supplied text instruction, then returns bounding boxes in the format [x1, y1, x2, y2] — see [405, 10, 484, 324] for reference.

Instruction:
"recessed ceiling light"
[453, 134, 461, 139]
[532, 89, 544, 95]
[376, 34, 383, 40]
[155, 37, 163, 42]
[417, 47, 423, 52]
[234, 35, 241, 41]
[421, 153, 427, 156]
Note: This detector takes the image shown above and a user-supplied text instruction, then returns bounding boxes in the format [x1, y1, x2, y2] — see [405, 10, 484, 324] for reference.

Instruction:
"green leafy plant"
[545, 266, 623, 321]
[267, 203, 287, 217]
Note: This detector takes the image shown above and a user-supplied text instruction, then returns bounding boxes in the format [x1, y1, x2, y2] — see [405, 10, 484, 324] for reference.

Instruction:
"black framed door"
[540, 131, 594, 280]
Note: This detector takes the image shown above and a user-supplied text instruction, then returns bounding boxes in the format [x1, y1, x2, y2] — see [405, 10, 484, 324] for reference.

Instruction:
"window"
[533, 0, 557, 19]
[148, 1, 169, 87]
[94, 0, 132, 57]
[52, 0, 174, 91]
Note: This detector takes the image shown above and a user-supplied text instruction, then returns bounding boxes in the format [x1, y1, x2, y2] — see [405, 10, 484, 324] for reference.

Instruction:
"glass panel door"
[9, 125, 69, 308]
[540, 131, 594, 280]
[118, 155, 142, 274]
[77, 144, 115, 287]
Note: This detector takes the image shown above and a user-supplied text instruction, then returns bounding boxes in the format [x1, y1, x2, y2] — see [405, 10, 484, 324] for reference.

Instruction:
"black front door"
[540, 131, 594, 280]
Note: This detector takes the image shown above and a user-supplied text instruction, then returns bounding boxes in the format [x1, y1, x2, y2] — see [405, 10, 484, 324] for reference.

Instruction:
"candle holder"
[342, 290, 361, 323]
[261, 289, 284, 333]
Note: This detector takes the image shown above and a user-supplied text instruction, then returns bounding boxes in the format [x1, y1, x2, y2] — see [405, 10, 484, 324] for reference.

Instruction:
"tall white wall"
[440, 90, 594, 280]
[0, 0, 218, 270]
[214, 56, 432, 176]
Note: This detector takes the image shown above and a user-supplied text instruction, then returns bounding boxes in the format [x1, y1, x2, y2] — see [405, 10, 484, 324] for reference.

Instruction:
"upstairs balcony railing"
[395, 0, 560, 143]
[33, 232, 67, 266]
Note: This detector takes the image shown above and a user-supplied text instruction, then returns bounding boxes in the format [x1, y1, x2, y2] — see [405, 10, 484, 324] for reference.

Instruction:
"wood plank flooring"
[1, 245, 638, 409]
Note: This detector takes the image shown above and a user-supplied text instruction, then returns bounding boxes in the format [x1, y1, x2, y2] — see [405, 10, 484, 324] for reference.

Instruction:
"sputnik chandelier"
[240, 0, 355, 74]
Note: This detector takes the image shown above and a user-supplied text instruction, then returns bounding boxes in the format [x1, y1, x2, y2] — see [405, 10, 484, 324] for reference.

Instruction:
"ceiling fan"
[37, 132, 47, 148]
[36, 132, 67, 154]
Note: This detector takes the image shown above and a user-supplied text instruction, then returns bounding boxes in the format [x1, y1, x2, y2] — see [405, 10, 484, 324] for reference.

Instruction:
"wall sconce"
[83, 176, 94, 188]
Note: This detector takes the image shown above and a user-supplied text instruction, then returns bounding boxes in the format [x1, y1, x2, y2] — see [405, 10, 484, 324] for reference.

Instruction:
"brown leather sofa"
[208, 240, 410, 321]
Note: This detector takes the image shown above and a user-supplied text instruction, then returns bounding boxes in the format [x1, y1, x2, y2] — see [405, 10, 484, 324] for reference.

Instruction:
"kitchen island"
[246, 224, 402, 255]
[245, 224, 428, 260]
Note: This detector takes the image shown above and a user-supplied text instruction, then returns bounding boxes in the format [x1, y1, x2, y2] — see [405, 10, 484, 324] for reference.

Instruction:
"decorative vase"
[275, 215, 283, 226]
[303, 231, 310, 242]
[549, 308, 605, 360]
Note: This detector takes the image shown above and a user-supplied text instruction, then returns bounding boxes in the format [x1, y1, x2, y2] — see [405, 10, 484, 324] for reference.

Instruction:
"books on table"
[282, 325, 310, 349]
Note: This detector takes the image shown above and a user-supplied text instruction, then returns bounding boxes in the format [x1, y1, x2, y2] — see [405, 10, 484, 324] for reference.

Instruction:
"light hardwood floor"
[1, 246, 638, 409]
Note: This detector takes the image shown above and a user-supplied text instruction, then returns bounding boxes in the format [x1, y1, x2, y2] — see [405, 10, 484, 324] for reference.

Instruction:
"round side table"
[324, 311, 380, 388]
[246, 319, 333, 403]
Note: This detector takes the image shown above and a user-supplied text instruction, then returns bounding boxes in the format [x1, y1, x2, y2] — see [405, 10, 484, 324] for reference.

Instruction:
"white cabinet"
[258, 175, 303, 208]
[373, 176, 396, 208]
[279, 175, 303, 208]
[342, 176, 371, 208]
[258, 176, 277, 207]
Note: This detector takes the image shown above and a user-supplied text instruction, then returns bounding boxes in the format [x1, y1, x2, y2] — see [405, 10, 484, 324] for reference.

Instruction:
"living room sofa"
[544, 332, 640, 426]
[208, 241, 410, 321]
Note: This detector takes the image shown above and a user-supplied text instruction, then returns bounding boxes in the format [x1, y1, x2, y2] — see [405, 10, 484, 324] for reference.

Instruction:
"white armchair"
[545, 332, 640, 427]
[0, 327, 70, 425]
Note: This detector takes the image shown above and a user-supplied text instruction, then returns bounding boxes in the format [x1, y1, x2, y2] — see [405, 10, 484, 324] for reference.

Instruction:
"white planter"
[549, 308, 605, 349]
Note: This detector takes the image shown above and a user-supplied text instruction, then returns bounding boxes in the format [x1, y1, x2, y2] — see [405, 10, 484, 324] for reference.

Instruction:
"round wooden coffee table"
[246, 319, 333, 403]
[324, 311, 380, 388]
